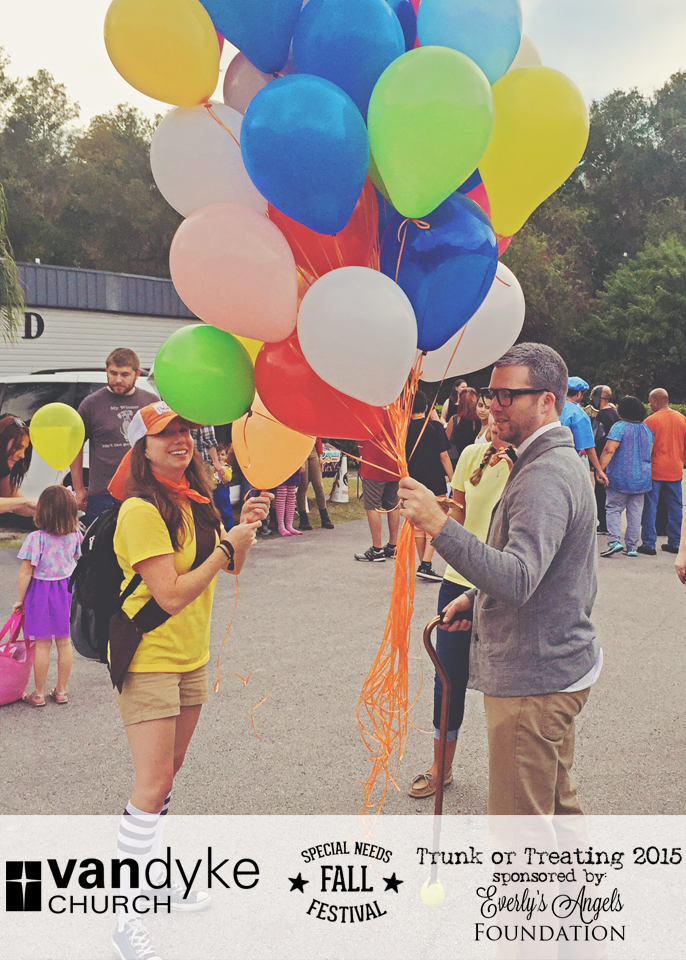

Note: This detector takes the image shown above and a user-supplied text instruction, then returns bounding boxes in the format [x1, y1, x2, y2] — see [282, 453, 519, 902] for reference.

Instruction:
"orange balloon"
[232, 395, 314, 488]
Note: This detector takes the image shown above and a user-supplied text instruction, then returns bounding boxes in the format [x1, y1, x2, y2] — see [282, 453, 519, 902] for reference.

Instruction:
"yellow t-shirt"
[113, 498, 218, 672]
[444, 443, 510, 588]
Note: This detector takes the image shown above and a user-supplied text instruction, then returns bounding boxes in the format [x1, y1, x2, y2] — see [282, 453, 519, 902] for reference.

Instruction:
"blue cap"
[568, 377, 589, 392]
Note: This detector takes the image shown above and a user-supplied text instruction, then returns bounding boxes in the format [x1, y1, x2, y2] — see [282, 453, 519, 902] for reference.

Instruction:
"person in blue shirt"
[559, 377, 609, 486]
[598, 395, 654, 557]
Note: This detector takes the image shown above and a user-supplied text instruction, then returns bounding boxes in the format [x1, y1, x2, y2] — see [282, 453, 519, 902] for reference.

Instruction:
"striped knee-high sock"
[147, 792, 171, 888]
[275, 485, 288, 535]
[115, 801, 160, 930]
[285, 486, 302, 535]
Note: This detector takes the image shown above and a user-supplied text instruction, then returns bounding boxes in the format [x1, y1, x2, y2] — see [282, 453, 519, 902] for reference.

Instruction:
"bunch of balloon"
[104, 0, 591, 812]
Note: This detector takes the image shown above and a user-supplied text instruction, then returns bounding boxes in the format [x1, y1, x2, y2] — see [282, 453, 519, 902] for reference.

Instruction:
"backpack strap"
[123, 499, 218, 632]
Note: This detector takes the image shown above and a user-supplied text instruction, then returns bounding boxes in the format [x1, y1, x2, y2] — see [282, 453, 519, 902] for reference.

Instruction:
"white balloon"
[150, 102, 267, 218]
[298, 267, 418, 407]
[223, 53, 273, 115]
[419, 262, 525, 381]
[507, 35, 543, 72]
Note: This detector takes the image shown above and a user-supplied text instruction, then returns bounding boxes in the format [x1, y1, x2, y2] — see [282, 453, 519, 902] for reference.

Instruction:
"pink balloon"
[169, 202, 298, 342]
[223, 52, 273, 115]
[465, 181, 491, 220]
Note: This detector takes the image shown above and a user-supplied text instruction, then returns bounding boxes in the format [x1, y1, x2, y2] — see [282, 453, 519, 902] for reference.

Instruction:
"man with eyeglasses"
[398, 343, 602, 817]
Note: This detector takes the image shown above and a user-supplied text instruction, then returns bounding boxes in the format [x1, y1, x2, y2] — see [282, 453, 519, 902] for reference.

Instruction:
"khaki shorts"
[115, 665, 209, 726]
[362, 478, 399, 512]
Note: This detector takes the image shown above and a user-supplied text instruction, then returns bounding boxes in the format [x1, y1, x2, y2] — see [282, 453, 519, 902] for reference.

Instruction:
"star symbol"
[289, 873, 309, 893]
[383, 873, 403, 893]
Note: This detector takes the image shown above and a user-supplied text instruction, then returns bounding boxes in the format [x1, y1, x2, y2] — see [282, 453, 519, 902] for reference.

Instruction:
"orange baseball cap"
[108, 401, 198, 500]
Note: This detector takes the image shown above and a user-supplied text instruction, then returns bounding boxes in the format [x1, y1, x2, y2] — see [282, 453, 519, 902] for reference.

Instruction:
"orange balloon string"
[214, 573, 240, 693]
[250, 688, 273, 739]
[356, 356, 425, 817]
[203, 102, 240, 149]
[394, 219, 430, 283]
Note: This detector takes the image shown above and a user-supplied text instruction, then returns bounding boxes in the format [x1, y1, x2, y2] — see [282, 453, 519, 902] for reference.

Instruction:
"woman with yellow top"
[107, 401, 270, 960]
[409, 413, 513, 799]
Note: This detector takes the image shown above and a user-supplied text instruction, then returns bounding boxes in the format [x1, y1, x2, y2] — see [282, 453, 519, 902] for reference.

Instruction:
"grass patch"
[303, 473, 368, 525]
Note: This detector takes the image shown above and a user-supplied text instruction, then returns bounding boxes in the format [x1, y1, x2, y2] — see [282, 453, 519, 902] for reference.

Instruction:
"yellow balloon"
[479, 67, 589, 238]
[236, 336, 263, 364]
[104, 0, 220, 107]
[30, 403, 85, 471]
[368, 153, 391, 202]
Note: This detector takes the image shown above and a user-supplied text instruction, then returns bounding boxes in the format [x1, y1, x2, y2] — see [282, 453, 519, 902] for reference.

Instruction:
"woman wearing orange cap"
[107, 401, 270, 958]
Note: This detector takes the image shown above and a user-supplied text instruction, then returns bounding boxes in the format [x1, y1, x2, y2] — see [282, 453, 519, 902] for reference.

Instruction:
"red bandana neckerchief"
[152, 471, 211, 504]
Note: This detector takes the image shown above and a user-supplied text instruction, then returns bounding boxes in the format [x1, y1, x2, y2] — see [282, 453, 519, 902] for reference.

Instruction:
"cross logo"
[6, 861, 41, 912]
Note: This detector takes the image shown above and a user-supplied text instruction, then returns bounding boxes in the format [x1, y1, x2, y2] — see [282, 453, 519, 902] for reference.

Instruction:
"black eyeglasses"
[480, 388, 547, 407]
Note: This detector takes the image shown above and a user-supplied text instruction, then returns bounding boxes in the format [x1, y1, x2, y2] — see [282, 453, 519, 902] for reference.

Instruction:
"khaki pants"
[484, 687, 590, 816]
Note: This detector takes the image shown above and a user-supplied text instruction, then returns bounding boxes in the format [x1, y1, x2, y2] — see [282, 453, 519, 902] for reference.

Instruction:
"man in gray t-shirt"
[71, 348, 157, 527]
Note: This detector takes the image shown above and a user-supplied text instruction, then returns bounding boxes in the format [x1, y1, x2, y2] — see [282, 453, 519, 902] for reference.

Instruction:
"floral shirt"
[17, 530, 82, 581]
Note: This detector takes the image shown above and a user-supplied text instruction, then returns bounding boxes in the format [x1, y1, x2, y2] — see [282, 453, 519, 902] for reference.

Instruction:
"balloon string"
[357, 356, 425, 817]
[394, 219, 430, 283]
[204, 102, 240, 149]
[214, 573, 239, 692]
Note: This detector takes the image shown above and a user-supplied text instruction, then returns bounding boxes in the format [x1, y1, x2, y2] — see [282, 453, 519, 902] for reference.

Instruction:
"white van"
[0, 369, 157, 499]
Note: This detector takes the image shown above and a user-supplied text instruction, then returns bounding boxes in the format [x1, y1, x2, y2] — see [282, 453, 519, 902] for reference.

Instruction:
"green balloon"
[368, 47, 495, 219]
[155, 324, 255, 425]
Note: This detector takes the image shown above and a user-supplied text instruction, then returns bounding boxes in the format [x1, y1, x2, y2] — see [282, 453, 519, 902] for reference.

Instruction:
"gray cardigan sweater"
[432, 426, 599, 697]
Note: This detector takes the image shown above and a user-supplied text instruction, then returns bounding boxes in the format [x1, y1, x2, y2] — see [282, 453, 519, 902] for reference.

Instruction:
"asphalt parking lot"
[1, 514, 684, 818]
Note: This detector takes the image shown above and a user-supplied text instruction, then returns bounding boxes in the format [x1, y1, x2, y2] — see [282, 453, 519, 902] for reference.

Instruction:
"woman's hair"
[469, 444, 497, 486]
[412, 390, 429, 415]
[35, 485, 79, 535]
[455, 389, 478, 423]
[617, 395, 647, 422]
[0, 416, 32, 490]
[129, 440, 221, 550]
[450, 378, 467, 399]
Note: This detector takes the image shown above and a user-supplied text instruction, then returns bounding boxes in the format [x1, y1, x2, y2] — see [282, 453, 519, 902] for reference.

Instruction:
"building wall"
[0, 308, 197, 376]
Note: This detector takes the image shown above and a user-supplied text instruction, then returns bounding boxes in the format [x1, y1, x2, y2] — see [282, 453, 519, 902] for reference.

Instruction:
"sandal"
[49, 688, 68, 704]
[408, 768, 453, 799]
[22, 692, 46, 708]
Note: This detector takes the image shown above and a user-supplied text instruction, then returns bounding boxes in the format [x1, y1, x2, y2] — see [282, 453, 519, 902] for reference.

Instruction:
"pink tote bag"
[0, 612, 34, 705]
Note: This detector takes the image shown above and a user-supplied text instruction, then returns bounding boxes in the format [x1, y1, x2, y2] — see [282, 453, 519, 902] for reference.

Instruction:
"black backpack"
[68, 503, 144, 663]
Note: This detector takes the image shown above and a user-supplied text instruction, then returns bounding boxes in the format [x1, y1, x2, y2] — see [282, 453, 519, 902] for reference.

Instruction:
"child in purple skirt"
[15, 485, 82, 706]
[275, 463, 306, 537]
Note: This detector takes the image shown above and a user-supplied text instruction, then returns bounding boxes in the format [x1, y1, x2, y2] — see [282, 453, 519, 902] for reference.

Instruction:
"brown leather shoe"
[408, 768, 453, 798]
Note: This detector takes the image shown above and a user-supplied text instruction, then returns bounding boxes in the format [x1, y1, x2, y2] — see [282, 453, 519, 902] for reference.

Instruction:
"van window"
[0, 383, 74, 421]
[73, 382, 105, 410]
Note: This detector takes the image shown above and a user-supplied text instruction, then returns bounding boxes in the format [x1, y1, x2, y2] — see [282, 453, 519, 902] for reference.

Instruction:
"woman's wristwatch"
[218, 539, 235, 570]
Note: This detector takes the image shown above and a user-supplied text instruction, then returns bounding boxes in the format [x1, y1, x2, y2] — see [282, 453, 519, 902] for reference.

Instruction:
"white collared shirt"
[515, 420, 561, 458]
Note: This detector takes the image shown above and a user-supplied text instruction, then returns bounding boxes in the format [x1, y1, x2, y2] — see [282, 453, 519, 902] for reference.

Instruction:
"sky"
[0, 0, 685, 125]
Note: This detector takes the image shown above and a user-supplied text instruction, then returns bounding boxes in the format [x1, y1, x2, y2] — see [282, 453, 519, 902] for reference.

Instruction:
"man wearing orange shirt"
[638, 388, 686, 555]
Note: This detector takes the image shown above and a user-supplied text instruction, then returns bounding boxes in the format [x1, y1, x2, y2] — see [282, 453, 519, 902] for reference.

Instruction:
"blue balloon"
[417, 0, 522, 85]
[385, 0, 417, 52]
[242, 75, 370, 235]
[293, 0, 404, 119]
[457, 169, 482, 194]
[200, 0, 301, 74]
[380, 192, 498, 352]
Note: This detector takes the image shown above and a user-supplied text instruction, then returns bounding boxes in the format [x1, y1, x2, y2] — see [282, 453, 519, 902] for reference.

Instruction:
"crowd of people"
[2, 341, 686, 960]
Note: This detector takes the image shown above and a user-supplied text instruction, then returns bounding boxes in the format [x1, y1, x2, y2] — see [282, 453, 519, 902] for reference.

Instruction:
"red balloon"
[255, 334, 384, 441]
[498, 236, 512, 255]
[268, 178, 378, 279]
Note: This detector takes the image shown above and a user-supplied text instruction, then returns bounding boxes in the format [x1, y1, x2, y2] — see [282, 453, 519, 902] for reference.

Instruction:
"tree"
[0, 64, 80, 265]
[0, 183, 25, 341]
[61, 105, 180, 276]
[582, 236, 686, 399]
